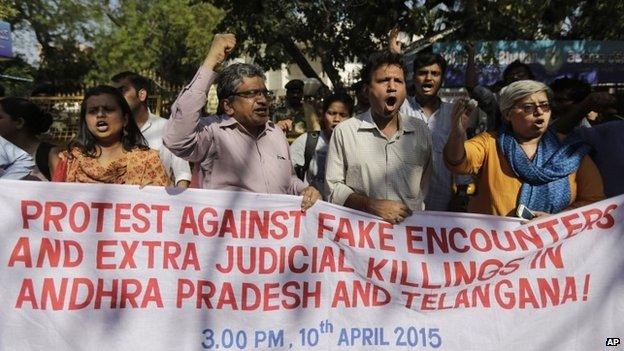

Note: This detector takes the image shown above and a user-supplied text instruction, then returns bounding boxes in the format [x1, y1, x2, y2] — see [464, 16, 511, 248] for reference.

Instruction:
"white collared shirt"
[290, 132, 330, 198]
[141, 113, 192, 185]
[0, 136, 34, 179]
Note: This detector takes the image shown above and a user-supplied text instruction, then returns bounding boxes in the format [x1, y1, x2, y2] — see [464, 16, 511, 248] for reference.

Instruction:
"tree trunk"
[320, 55, 343, 91]
[278, 35, 328, 89]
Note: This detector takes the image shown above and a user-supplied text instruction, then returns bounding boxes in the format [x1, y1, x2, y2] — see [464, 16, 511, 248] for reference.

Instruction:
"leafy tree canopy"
[213, 0, 624, 89]
[88, 0, 223, 86]
[6, 0, 624, 92]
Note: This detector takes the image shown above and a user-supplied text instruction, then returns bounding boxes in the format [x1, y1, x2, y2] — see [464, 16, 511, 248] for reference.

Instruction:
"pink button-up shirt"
[163, 67, 305, 195]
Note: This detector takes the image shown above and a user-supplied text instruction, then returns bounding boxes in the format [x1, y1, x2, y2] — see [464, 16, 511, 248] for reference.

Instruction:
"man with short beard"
[163, 34, 321, 210]
[389, 33, 474, 211]
[325, 52, 432, 224]
[399, 52, 470, 211]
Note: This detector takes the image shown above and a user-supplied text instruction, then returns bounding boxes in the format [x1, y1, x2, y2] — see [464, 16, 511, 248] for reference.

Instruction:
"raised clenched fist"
[203, 33, 237, 70]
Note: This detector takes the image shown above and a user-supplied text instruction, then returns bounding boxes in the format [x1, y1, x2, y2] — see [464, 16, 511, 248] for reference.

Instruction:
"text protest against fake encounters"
[0, 180, 622, 350]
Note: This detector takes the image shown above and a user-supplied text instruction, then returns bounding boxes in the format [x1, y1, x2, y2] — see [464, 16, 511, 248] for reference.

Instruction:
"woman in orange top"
[52, 85, 169, 187]
[444, 80, 604, 217]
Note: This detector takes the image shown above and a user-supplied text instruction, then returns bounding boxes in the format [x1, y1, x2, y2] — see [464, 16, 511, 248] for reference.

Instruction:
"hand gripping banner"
[0, 180, 622, 350]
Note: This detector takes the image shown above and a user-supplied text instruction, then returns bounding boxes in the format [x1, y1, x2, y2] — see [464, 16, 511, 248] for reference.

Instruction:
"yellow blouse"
[446, 132, 605, 216]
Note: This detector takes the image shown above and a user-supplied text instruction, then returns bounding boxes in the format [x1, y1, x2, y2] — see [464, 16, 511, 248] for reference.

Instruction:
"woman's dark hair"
[0, 97, 53, 135]
[322, 93, 354, 116]
[69, 85, 148, 157]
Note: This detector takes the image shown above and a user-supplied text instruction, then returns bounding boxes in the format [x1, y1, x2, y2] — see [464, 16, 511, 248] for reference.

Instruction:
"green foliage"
[0, 0, 16, 19]
[7, 0, 624, 92]
[213, 0, 428, 89]
[564, 1, 624, 39]
[213, 0, 624, 88]
[5, 0, 221, 92]
[8, 0, 101, 92]
[419, 0, 624, 41]
[88, 0, 223, 86]
[0, 55, 36, 96]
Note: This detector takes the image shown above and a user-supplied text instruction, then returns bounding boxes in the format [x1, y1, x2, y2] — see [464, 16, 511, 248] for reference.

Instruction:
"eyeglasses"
[515, 102, 551, 114]
[230, 89, 272, 99]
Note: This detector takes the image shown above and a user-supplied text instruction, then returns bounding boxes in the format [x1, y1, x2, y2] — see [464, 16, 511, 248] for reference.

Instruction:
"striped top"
[325, 111, 433, 211]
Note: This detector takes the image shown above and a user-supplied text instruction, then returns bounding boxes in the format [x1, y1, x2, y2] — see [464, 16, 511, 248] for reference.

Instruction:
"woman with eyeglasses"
[443, 80, 604, 218]
[51, 85, 170, 186]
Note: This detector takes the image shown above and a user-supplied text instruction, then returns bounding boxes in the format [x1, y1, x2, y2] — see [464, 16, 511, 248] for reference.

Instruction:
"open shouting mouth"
[385, 96, 398, 110]
[95, 120, 109, 132]
[421, 82, 435, 94]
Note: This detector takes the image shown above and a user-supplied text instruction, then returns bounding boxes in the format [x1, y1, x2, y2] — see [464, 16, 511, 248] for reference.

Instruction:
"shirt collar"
[358, 110, 416, 133]
[400, 114, 417, 133]
[140, 112, 160, 133]
[218, 115, 275, 136]
[218, 115, 238, 128]
[358, 110, 377, 130]
[409, 96, 424, 111]
[409, 96, 444, 117]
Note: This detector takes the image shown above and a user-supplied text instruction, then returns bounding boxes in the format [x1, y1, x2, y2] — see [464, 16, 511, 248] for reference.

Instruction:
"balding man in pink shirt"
[163, 34, 321, 210]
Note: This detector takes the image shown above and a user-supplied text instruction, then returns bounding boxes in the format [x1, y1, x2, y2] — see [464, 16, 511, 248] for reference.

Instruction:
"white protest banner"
[0, 180, 622, 350]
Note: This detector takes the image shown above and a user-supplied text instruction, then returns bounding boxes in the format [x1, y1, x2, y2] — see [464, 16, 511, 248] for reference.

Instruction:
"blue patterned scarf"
[497, 124, 591, 213]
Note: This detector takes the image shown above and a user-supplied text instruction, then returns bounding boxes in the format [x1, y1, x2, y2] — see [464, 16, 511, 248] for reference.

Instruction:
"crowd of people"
[1, 32, 622, 222]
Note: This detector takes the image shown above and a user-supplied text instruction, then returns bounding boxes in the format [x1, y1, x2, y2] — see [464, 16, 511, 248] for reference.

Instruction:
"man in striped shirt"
[325, 52, 432, 224]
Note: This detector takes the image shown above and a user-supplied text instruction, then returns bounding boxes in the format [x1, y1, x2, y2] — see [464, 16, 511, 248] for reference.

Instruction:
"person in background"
[0, 97, 58, 180]
[549, 77, 592, 126]
[0, 135, 34, 179]
[465, 43, 535, 131]
[389, 31, 475, 211]
[111, 71, 192, 188]
[554, 87, 623, 198]
[351, 80, 370, 115]
[444, 80, 604, 217]
[399, 54, 477, 210]
[52, 85, 169, 186]
[290, 92, 353, 199]
[163, 34, 321, 210]
[273, 79, 320, 140]
[325, 51, 432, 224]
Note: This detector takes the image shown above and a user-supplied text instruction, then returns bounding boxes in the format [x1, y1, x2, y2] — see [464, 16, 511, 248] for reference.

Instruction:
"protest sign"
[0, 180, 622, 350]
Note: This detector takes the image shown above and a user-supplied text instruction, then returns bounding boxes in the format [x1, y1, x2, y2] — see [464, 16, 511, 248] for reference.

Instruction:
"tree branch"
[277, 35, 326, 86]
[320, 55, 343, 91]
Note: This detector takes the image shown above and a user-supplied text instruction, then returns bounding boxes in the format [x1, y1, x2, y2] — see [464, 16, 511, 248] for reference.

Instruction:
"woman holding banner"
[52, 86, 169, 186]
[443, 80, 604, 218]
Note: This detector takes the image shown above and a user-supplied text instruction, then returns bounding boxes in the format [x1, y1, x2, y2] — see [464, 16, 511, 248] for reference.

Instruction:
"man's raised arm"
[163, 34, 236, 162]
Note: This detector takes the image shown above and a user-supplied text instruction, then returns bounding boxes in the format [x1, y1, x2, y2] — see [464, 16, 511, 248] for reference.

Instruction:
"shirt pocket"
[273, 156, 296, 193]
[395, 141, 429, 200]
[396, 138, 429, 166]
[348, 140, 373, 196]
